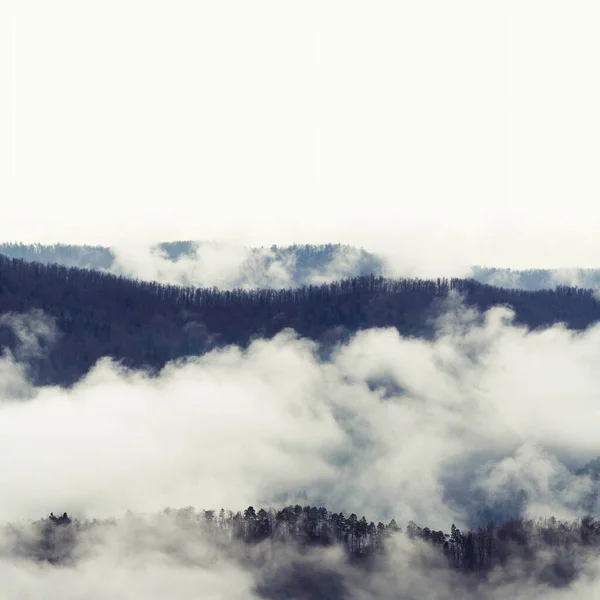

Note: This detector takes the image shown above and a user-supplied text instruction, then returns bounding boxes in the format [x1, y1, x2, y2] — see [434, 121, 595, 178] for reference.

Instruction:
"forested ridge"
[10, 506, 600, 588]
[2, 254, 600, 386]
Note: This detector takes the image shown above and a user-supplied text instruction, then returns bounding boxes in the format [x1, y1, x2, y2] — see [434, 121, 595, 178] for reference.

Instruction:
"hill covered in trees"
[1, 254, 600, 386]
[7, 506, 600, 594]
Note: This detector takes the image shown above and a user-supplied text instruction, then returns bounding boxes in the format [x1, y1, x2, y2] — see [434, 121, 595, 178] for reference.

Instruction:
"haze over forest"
[3, 0, 600, 598]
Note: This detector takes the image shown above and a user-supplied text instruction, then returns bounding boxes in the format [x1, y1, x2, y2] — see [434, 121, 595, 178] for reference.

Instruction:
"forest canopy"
[1, 254, 600, 386]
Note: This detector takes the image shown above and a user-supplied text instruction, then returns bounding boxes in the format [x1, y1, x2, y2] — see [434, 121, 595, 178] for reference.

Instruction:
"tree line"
[8, 505, 600, 586]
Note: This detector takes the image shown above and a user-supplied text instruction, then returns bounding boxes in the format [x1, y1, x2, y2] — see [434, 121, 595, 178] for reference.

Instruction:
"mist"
[111, 241, 391, 289]
[3, 304, 600, 527]
[5, 499, 600, 599]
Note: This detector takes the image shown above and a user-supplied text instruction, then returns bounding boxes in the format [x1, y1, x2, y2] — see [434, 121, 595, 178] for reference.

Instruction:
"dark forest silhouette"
[2, 254, 600, 386]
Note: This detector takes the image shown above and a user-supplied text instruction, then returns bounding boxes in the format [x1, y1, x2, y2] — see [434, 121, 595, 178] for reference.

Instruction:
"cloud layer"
[2, 304, 600, 529]
[3, 303, 600, 596]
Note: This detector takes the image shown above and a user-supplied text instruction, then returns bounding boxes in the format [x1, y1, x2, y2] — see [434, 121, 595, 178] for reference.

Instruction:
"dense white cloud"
[3, 305, 600, 530]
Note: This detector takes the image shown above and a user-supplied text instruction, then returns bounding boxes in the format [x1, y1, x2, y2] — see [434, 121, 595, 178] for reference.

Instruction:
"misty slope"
[1, 254, 600, 387]
[471, 266, 600, 291]
[0, 243, 115, 270]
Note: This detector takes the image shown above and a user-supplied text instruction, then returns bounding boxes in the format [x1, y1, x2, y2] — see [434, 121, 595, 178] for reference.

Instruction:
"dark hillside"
[1, 255, 599, 386]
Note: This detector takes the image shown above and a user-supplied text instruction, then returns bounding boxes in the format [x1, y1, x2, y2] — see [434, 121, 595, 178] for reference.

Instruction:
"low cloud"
[0, 309, 59, 361]
[0, 310, 58, 399]
[470, 266, 600, 294]
[2, 304, 600, 533]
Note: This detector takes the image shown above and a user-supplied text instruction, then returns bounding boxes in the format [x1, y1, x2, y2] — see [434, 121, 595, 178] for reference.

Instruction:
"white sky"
[1, 0, 599, 267]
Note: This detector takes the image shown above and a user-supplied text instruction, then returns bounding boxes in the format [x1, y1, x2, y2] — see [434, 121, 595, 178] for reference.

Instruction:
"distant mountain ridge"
[0, 242, 387, 289]
[0, 242, 114, 271]
[471, 266, 600, 292]
[2, 242, 599, 291]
